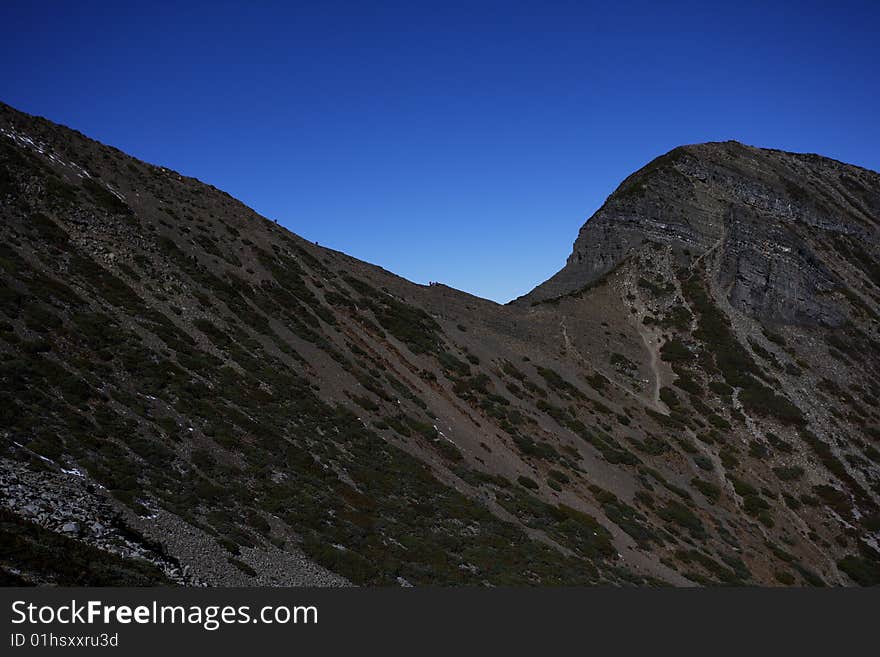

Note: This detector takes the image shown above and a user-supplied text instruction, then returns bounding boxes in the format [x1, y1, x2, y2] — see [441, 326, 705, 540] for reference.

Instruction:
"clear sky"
[2, 1, 878, 302]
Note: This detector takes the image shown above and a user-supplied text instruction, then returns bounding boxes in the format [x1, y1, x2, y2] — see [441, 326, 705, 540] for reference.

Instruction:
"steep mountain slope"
[517, 141, 879, 327]
[1, 101, 879, 586]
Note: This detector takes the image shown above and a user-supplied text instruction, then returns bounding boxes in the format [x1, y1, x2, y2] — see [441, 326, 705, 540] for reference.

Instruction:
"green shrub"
[660, 339, 692, 363]
[657, 500, 704, 536]
[774, 570, 796, 585]
[772, 466, 804, 481]
[435, 439, 463, 462]
[690, 478, 721, 502]
[517, 475, 539, 490]
[838, 555, 880, 586]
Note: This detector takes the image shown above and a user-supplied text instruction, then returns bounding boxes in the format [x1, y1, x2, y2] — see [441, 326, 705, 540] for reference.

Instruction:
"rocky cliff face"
[516, 141, 880, 329]
[2, 102, 879, 587]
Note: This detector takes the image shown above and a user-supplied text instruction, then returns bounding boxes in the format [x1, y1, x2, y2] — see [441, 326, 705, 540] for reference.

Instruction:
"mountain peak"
[515, 141, 880, 318]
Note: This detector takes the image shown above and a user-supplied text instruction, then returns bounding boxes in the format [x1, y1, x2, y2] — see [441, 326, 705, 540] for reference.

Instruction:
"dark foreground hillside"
[1, 101, 879, 586]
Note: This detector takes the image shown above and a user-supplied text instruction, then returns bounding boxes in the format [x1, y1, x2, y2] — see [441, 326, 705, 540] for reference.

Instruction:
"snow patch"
[1, 126, 92, 179]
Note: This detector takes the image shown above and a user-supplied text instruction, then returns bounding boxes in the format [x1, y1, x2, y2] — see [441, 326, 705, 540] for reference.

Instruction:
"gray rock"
[514, 140, 878, 329]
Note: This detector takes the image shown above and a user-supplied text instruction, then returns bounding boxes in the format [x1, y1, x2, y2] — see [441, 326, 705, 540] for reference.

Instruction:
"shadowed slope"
[2, 102, 879, 587]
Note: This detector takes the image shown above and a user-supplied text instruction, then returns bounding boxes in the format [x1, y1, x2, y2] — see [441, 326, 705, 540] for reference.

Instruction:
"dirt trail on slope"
[637, 326, 663, 410]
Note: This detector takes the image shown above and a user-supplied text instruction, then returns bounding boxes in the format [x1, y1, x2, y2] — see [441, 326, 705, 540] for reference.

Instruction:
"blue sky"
[2, 1, 878, 302]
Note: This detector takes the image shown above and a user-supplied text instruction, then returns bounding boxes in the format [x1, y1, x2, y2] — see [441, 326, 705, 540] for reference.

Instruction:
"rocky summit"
[1, 101, 879, 587]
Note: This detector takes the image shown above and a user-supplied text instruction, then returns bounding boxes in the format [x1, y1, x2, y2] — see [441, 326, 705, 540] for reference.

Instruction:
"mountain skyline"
[2, 100, 879, 586]
[3, 1, 879, 303]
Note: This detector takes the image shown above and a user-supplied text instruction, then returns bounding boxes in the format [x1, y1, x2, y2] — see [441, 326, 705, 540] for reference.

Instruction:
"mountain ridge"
[2, 100, 879, 587]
